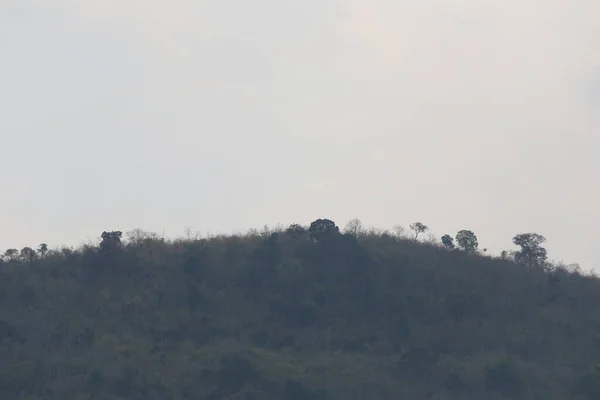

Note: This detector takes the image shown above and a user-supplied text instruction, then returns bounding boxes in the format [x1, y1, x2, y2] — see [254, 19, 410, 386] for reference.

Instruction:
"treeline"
[0, 218, 578, 272]
[0, 218, 598, 399]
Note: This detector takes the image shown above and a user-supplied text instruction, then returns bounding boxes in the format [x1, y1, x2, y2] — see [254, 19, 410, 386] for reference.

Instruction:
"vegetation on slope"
[1, 218, 599, 399]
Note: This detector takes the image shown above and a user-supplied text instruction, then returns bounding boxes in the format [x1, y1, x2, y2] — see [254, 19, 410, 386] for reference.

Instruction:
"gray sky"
[1, 0, 599, 270]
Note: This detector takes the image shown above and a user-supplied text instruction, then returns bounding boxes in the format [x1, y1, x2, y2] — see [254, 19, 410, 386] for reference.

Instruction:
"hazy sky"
[1, 1, 599, 269]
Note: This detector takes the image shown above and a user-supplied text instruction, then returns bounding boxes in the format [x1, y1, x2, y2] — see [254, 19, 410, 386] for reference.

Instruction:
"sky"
[1, 0, 599, 269]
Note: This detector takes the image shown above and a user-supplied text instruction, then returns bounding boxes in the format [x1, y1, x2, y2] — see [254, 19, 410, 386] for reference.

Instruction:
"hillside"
[1, 219, 599, 399]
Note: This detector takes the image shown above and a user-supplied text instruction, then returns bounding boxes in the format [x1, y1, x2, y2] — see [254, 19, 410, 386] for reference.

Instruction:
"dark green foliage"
[38, 243, 48, 256]
[100, 230, 123, 253]
[3, 248, 18, 260]
[308, 218, 340, 241]
[0, 225, 596, 399]
[442, 234, 455, 249]
[18, 284, 36, 306]
[445, 372, 466, 393]
[282, 379, 331, 400]
[182, 241, 208, 281]
[513, 233, 548, 269]
[456, 230, 478, 252]
[294, 300, 321, 327]
[88, 368, 106, 390]
[398, 345, 439, 377]
[20, 246, 37, 262]
[0, 320, 17, 342]
[90, 230, 126, 276]
[410, 222, 429, 240]
[445, 292, 484, 322]
[573, 367, 600, 399]
[217, 353, 260, 393]
[484, 359, 524, 397]
[548, 272, 560, 287]
[286, 223, 307, 238]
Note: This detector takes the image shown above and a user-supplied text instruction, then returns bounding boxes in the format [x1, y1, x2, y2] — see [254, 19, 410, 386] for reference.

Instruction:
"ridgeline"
[1, 219, 599, 399]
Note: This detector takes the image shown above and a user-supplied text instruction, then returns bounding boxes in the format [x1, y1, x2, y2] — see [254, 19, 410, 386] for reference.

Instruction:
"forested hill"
[1, 219, 599, 400]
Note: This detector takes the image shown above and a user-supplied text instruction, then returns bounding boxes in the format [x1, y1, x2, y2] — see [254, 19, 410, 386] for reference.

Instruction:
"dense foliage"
[0, 220, 598, 399]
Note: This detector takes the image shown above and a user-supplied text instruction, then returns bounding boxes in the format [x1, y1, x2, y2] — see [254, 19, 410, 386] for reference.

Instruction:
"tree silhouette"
[0, 219, 589, 399]
[441, 234, 455, 249]
[3, 248, 18, 261]
[37, 243, 48, 257]
[286, 224, 307, 238]
[392, 225, 406, 239]
[512, 233, 547, 269]
[308, 219, 340, 242]
[20, 247, 36, 262]
[455, 230, 478, 253]
[99, 231, 123, 254]
[410, 222, 428, 240]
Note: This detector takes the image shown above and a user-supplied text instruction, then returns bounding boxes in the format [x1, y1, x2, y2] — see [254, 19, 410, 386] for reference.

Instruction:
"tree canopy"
[513, 233, 548, 269]
[0, 219, 594, 400]
[456, 230, 478, 253]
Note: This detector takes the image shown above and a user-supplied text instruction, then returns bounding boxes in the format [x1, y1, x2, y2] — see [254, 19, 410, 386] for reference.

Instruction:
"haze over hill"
[1, 1, 599, 271]
[1, 219, 599, 399]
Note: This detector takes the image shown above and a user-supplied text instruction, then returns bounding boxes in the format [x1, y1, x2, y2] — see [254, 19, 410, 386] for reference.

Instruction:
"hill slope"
[1, 222, 599, 399]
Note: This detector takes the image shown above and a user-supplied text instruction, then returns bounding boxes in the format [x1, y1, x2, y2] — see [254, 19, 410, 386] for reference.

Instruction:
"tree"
[308, 219, 340, 242]
[455, 230, 478, 253]
[441, 234, 455, 249]
[37, 243, 48, 257]
[20, 247, 36, 263]
[100, 231, 123, 253]
[125, 229, 160, 247]
[548, 273, 560, 287]
[392, 225, 406, 240]
[410, 222, 428, 240]
[343, 218, 364, 237]
[512, 233, 547, 269]
[4, 248, 18, 261]
[286, 224, 307, 238]
[423, 233, 437, 245]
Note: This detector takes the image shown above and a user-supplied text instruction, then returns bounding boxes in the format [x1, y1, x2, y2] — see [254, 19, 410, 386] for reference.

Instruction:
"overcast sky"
[1, 0, 599, 269]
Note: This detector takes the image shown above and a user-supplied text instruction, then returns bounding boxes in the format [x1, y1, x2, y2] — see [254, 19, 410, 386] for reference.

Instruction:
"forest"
[1, 218, 599, 399]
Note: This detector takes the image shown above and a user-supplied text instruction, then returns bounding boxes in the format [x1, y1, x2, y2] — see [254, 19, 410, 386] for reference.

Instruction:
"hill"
[1, 219, 599, 399]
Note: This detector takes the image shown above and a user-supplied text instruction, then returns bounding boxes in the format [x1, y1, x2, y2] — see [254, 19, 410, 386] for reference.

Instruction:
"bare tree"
[392, 225, 406, 240]
[260, 224, 272, 237]
[344, 218, 364, 237]
[424, 232, 438, 245]
[126, 229, 162, 246]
